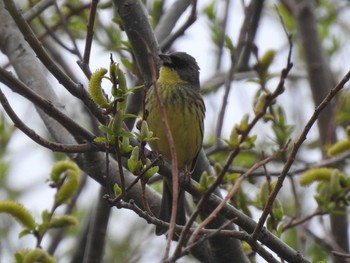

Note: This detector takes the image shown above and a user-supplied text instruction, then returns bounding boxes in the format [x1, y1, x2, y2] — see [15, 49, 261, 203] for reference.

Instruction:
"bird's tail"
[155, 179, 186, 236]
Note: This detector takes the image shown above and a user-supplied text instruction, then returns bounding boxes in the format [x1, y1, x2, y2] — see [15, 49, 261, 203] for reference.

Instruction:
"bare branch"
[155, 0, 190, 43]
[3, 0, 106, 124]
[159, 0, 197, 52]
[0, 68, 95, 142]
[78, 0, 99, 78]
[0, 88, 102, 153]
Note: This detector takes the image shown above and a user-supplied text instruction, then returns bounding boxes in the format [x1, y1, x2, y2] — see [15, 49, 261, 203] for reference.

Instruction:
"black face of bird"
[159, 52, 200, 87]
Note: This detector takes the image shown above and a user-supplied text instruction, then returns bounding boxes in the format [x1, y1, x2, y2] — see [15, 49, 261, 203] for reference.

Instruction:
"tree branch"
[252, 69, 350, 241]
[3, 0, 106, 124]
[0, 88, 102, 153]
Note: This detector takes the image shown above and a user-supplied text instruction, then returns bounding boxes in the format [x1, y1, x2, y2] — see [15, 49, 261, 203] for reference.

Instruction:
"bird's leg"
[183, 166, 191, 186]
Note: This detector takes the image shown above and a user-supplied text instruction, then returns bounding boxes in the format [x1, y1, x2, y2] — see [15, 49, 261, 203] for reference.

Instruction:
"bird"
[145, 52, 205, 235]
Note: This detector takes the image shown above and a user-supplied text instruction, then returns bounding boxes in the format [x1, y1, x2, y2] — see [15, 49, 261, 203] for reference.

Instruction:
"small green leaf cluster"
[128, 121, 159, 180]
[203, 1, 226, 48]
[196, 171, 216, 193]
[253, 49, 276, 87]
[298, 127, 350, 212]
[134, 120, 156, 143]
[127, 146, 142, 173]
[90, 59, 141, 146]
[300, 167, 350, 213]
[0, 160, 81, 263]
[89, 59, 140, 113]
[15, 248, 55, 263]
[127, 145, 158, 180]
[223, 114, 257, 150]
[271, 106, 294, 150]
[89, 59, 160, 185]
[256, 180, 285, 237]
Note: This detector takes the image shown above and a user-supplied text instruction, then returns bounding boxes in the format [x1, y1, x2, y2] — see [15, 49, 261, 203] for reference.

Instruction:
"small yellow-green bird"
[145, 52, 205, 235]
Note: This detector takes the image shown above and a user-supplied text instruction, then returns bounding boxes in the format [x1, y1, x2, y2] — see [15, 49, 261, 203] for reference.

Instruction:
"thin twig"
[23, 0, 55, 21]
[3, 0, 106, 124]
[30, 1, 78, 55]
[48, 175, 88, 254]
[114, 138, 126, 195]
[175, 32, 293, 254]
[252, 69, 350, 240]
[140, 179, 153, 215]
[188, 143, 288, 245]
[154, 0, 191, 43]
[0, 67, 95, 142]
[332, 251, 350, 259]
[151, 66, 179, 262]
[305, 227, 348, 255]
[215, 51, 235, 140]
[215, 0, 231, 69]
[159, 0, 197, 51]
[208, 147, 350, 178]
[53, 0, 83, 60]
[0, 88, 102, 153]
[283, 208, 325, 231]
[288, 175, 301, 219]
[78, 0, 99, 78]
[171, 219, 238, 262]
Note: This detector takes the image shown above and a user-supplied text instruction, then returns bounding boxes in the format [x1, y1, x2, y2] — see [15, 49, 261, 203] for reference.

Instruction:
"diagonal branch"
[252, 69, 350, 239]
[0, 88, 102, 153]
[3, 0, 106, 124]
[0, 68, 95, 142]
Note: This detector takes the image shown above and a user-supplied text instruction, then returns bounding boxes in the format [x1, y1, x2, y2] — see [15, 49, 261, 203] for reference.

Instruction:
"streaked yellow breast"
[145, 73, 204, 170]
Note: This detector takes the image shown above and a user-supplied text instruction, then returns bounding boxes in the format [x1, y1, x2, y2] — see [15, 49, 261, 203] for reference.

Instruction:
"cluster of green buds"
[89, 58, 159, 190]
[223, 114, 257, 150]
[0, 160, 80, 263]
[89, 58, 140, 143]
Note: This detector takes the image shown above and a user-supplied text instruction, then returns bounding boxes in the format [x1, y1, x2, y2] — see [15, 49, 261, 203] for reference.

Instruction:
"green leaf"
[94, 137, 107, 143]
[127, 147, 142, 173]
[99, 125, 113, 134]
[22, 248, 56, 263]
[18, 229, 32, 238]
[223, 173, 240, 183]
[240, 135, 257, 150]
[203, 1, 216, 21]
[121, 58, 134, 72]
[144, 166, 159, 180]
[225, 35, 235, 54]
[235, 114, 249, 134]
[120, 137, 133, 154]
[272, 199, 284, 221]
[259, 49, 276, 72]
[114, 184, 122, 196]
[41, 209, 50, 222]
[199, 171, 209, 188]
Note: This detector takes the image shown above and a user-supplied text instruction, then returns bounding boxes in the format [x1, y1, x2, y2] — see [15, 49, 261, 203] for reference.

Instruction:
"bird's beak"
[158, 54, 172, 65]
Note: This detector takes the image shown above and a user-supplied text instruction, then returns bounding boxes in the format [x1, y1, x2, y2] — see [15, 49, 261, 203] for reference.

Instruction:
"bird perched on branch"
[145, 52, 205, 235]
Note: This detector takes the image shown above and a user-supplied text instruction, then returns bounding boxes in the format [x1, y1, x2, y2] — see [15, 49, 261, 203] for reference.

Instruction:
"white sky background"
[1, 0, 350, 262]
